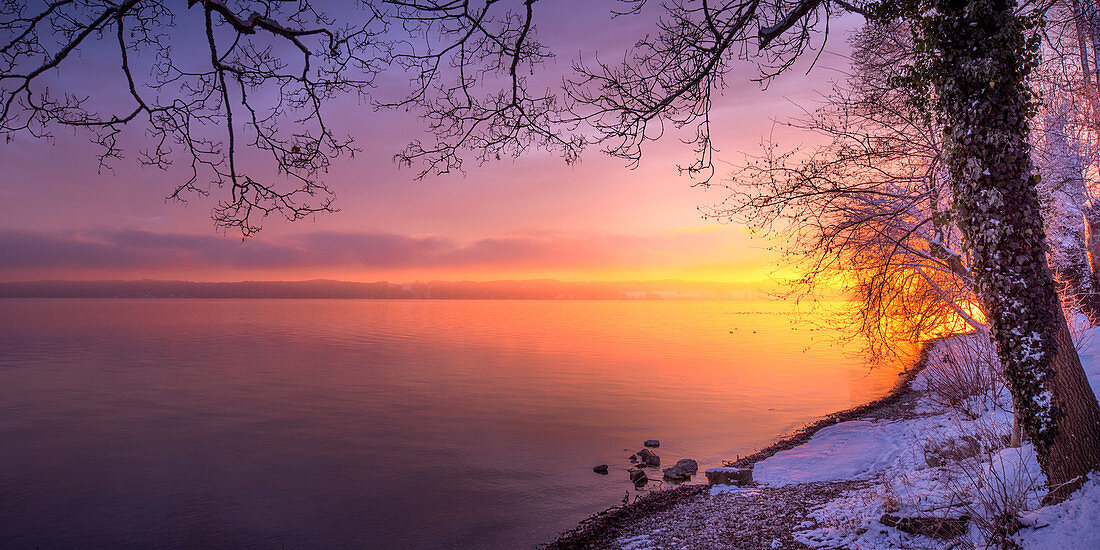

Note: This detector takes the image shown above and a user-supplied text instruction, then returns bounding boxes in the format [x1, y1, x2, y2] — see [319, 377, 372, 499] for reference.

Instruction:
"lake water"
[0, 299, 900, 549]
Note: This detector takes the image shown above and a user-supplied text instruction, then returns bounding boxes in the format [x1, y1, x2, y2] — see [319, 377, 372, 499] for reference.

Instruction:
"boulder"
[593, 464, 609, 475]
[705, 467, 753, 486]
[662, 468, 690, 482]
[629, 468, 648, 486]
[673, 458, 698, 474]
[663, 467, 688, 481]
[662, 459, 699, 482]
[644, 439, 660, 448]
[637, 448, 661, 467]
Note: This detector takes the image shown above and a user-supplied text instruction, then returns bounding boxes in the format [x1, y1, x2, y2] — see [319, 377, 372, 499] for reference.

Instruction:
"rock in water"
[629, 468, 648, 486]
[593, 464, 609, 475]
[644, 439, 660, 448]
[662, 458, 699, 482]
[705, 467, 753, 486]
[673, 458, 698, 474]
[662, 468, 689, 481]
[637, 448, 660, 467]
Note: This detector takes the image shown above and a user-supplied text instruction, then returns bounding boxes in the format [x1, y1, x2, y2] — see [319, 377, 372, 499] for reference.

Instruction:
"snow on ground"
[615, 528, 675, 550]
[616, 534, 658, 550]
[1014, 327, 1100, 548]
[755, 420, 910, 485]
[708, 484, 761, 497]
[789, 439, 1046, 549]
[1017, 473, 1100, 548]
[752, 326, 1100, 549]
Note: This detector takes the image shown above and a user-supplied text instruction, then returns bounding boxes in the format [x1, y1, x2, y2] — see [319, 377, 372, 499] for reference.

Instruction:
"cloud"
[0, 225, 765, 280]
[0, 228, 683, 273]
[0, 229, 305, 271]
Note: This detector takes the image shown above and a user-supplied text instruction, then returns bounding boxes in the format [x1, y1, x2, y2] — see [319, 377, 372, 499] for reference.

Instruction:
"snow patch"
[709, 484, 761, 497]
[617, 533, 657, 550]
[754, 421, 907, 485]
[1017, 473, 1100, 548]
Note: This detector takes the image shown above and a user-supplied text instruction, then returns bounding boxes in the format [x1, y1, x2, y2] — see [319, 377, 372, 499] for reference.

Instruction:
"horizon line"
[0, 277, 784, 286]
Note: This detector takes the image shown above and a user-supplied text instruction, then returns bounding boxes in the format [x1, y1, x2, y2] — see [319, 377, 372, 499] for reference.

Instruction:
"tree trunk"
[1045, 307, 1100, 501]
[920, 0, 1100, 502]
[1070, 0, 1094, 84]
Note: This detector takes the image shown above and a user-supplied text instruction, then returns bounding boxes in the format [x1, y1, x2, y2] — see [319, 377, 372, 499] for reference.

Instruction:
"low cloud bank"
[0, 227, 745, 278]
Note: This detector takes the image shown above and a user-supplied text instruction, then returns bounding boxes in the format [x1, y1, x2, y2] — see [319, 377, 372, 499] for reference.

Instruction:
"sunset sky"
[0, 3, 855, 283]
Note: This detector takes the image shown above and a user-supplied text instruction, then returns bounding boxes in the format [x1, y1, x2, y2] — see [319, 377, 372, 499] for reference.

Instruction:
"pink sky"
[0, 3, 856, 283]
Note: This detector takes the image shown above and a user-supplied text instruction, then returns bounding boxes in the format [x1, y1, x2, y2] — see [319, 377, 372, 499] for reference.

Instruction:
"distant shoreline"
[0, 279, 782, 301]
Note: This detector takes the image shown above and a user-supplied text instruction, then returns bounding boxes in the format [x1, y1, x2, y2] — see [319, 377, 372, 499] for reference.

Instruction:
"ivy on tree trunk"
[910, 0, 1100, 501]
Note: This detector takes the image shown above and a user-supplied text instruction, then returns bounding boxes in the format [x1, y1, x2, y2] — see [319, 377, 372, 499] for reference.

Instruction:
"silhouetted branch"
[563, 0, 865, 183]
[1, 0, 382, 235]
[1, 0, 869, 233]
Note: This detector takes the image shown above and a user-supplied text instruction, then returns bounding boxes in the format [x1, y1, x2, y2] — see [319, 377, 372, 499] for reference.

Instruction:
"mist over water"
[0, 299, 899, 549]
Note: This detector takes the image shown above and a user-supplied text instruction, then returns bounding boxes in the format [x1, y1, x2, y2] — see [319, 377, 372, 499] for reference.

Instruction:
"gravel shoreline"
[543, 340, 939, 550]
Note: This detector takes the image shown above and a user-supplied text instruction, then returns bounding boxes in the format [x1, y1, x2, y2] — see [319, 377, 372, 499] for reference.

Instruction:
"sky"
[0, 2, 857, 283]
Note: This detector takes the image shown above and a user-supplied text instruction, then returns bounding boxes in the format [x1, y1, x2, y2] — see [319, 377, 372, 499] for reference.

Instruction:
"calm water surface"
[0, 299, 900, 549]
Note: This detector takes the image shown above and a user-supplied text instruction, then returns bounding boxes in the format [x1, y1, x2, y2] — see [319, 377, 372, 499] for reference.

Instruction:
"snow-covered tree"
[1031, 0, 1100, 323]
[702, 0, 1100, 501]
[1034, 95, 1099, 322]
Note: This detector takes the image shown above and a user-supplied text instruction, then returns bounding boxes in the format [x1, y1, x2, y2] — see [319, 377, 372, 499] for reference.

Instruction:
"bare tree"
[559, 0, 1100, 501]
[376, 0, 858, 181]
[708, 21, 982, 361]
[1034, 92, 1100, 321]
[0, 0, 870, 232]
[378, 0, 583, 178]
[563, 0, 862, 180]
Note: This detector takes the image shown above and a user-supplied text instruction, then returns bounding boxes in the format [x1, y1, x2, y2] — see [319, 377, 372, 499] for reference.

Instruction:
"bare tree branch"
[1, 0, 383, 235]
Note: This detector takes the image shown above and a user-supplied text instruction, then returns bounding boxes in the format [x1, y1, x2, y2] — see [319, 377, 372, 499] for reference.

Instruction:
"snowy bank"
[759, 329, 1099, 549]
[546, 328, 1100, 549]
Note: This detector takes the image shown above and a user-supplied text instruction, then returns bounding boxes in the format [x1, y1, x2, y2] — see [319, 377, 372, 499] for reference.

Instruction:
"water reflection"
[0, 299, 900, 549]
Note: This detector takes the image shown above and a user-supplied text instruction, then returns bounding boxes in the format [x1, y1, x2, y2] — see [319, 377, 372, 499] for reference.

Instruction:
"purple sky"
[0, 2, 858, 282]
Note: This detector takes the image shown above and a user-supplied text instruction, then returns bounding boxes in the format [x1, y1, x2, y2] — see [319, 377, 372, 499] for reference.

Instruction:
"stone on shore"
[705, 466, 753, 486]
[629, 468, 648, 485]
